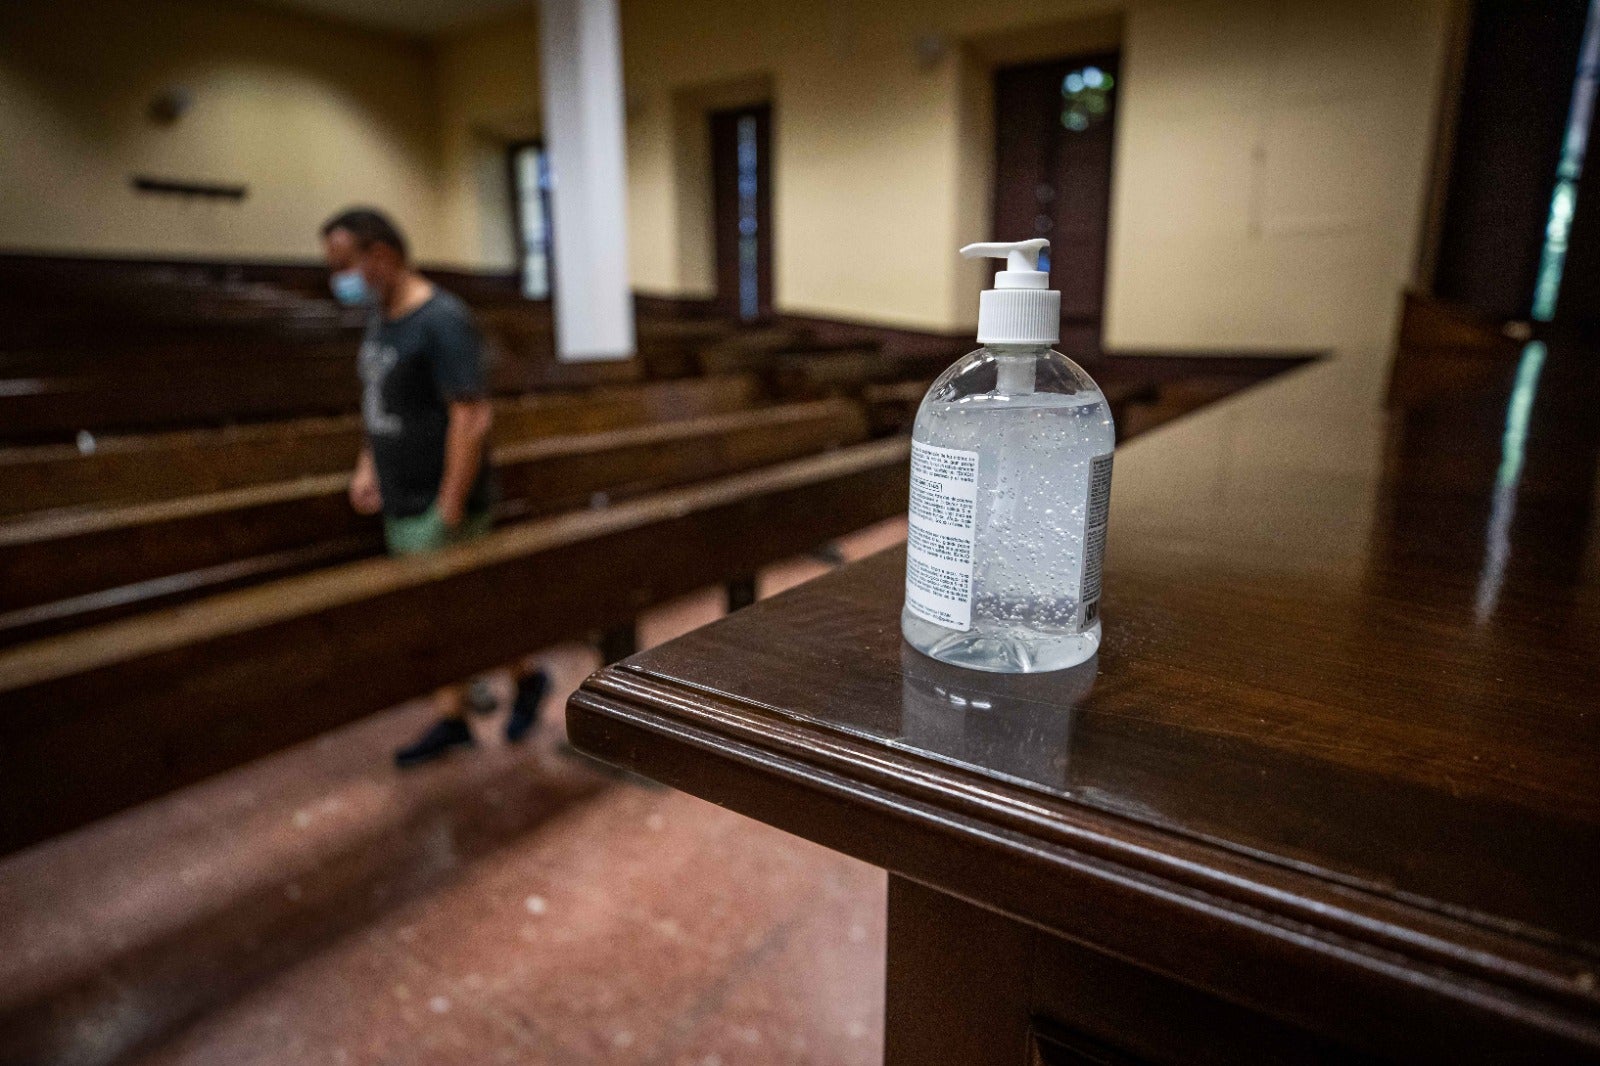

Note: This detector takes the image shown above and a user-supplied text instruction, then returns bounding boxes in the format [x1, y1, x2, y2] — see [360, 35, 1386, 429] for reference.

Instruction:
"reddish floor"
[129, 789, 885, 1066]
[113, 518, 907, 1065]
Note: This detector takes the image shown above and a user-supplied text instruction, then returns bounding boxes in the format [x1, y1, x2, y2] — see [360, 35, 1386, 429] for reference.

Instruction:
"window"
[1531, 0, 1600, 321]
[711, 104, 772, 320]
[736, 115, 762, 320]
[1060, 64, 1114, 135]
[511, 142, 553, 300]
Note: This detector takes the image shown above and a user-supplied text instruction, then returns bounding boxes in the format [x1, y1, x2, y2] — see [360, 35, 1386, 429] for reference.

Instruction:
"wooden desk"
[568, 350, 1600, 1064]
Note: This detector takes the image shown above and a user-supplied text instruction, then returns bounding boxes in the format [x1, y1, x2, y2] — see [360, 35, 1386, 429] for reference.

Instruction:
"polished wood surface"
[569, 347, 1600, 1062]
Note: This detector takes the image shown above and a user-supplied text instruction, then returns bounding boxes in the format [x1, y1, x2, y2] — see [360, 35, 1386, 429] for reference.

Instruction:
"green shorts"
[383, 505, 494, 557]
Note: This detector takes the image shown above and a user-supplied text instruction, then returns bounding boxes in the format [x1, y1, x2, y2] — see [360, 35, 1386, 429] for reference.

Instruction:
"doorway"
[508, 141, 554, 300]
[992, 54, 1119, 354]
[710, 104, 773, 320]
[1430, 0, 1600, 329]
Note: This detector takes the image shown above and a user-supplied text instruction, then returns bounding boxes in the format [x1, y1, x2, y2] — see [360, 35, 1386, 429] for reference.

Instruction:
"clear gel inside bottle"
[901, 344, 1114, 673]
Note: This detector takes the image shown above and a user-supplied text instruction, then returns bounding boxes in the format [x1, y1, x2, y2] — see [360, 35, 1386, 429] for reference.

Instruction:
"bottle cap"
[960, 239, 1060, 346]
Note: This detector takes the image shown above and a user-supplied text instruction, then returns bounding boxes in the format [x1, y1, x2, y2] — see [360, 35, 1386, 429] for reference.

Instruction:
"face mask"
[330, 268, 372, 307]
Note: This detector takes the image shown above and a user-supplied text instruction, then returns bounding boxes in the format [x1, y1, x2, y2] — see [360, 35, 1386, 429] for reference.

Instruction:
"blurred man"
[321, 207, 547, 766]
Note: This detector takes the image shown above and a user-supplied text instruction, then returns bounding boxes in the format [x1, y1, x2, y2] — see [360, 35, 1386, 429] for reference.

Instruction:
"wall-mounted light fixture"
[131, 176, 248, 201]
[147, 86, 193, 125]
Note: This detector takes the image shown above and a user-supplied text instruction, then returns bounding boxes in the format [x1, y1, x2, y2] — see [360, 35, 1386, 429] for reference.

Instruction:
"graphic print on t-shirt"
[358, 337, 402, 437]
[356, 290, 495, 519]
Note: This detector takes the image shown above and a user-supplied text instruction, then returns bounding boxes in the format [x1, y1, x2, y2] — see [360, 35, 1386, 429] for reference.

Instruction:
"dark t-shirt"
[358, 289, 495, 519]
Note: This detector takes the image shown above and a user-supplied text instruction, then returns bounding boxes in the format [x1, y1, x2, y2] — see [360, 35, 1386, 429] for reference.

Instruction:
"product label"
[1079, 452, 1113, 625]
[905, 440, 979, 630]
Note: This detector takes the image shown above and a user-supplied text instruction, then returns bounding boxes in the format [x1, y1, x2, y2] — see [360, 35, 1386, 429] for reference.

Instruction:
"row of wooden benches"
[0, 394, 871, 643]
[0, 256, 989, 444]
[0, 324, 950, 441]
[1, 374, 764, 514]
[0, 361, 1161, 647]
[0, 262, 1189, 859]
[0, 434, 912, 854]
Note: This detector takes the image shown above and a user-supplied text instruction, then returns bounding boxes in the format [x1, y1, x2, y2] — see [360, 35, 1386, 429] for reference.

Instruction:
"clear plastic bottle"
[902, 240, 1115, 673]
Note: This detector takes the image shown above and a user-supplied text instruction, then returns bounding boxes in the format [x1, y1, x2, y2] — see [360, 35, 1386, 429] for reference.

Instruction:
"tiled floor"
[117, 518, 907, 1065]
[129, 788, 886, 1066]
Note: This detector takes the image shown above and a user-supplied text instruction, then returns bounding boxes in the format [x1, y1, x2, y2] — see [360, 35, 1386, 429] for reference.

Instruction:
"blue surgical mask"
[330, 268, 372, 307]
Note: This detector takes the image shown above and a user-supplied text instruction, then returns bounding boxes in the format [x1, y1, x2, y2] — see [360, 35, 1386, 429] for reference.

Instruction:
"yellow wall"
[3, 0, 1451, 389]
[434, 13, 543, 271]
[1105, 0, 1451, 402]
[438, 0, 1451, 388]
[0, 0, 444, 262]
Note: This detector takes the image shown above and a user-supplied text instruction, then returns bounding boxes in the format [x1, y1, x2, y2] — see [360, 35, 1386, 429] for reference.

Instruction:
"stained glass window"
[513, 144, 553, 301]
[1061, 65, 1114, 134]
[736, 115, 761, 320]
[1531, 0, 1600, 321]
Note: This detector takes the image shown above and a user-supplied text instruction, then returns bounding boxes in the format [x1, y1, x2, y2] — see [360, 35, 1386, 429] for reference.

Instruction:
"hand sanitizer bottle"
[902, 239, 1114, 673]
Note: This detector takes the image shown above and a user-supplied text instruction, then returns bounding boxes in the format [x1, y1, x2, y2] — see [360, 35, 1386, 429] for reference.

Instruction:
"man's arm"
[436, 399, 493, 527]
[425, 298, 494, 528]
[350, 445, 383, 515]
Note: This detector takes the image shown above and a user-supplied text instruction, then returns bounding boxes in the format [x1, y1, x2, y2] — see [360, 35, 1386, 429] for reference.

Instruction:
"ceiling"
[254, 0, 532, 37]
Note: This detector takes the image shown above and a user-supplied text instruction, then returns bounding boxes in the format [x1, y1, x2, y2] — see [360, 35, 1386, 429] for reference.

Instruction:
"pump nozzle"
[960, 238, 1058, 345]
[960, 239, 1050, 292]
[960, 238, 1049, 274]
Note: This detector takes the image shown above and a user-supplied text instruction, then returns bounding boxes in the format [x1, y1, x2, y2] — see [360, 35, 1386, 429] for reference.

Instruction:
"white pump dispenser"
[960, 239, 1061, 347]
[902, 238, 1116, 673]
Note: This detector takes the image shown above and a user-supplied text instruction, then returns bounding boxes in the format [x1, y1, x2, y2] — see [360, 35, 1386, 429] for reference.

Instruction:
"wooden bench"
[0, 374, 763, 517]
[0, 437, 911, 854]
[692, 326, 830, 376]
[863, 375, 1165, 436]
[566, 347, 1600, 1066]
[0, 351, 673, 440]
[772, 348, 953, 399]
[0, 313, 822, 441]
[0, 399, 869, 644]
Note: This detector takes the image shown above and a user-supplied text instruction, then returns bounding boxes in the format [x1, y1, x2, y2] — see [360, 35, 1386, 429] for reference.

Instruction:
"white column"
[538, 0, 635, 361]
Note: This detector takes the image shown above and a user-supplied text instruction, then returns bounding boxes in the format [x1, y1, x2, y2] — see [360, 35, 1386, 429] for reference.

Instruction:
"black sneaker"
[809, 542, 846, 566]
[506, 670, 549, 744]
[394, 717, 473, 768]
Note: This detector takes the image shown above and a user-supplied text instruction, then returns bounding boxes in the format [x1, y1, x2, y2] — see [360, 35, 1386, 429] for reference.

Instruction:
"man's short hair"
[320, 207, 408, 260]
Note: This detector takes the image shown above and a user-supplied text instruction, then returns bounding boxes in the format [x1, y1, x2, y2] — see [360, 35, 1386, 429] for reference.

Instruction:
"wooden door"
[993, 54, 1119, 355]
